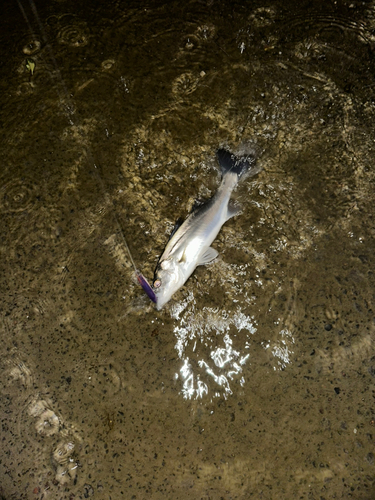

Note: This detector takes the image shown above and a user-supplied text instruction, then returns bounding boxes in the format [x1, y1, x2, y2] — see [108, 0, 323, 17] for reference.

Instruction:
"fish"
[153, 148, 260, 310]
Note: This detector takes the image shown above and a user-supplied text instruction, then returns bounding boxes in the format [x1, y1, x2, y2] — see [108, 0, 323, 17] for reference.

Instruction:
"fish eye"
[153, 279, 161, 288]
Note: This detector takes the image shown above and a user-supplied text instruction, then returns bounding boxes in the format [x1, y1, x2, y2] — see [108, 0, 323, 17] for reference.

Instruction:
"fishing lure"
[122, 235, 156, 303]
[136, 272, 157, 303]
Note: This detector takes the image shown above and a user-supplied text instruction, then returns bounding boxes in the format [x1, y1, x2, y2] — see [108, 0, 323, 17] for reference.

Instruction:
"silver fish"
[153, 149, 260, 310]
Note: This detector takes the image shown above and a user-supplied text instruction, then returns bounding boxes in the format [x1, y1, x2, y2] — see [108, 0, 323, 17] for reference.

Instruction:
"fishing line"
[17, 0, 156, 303]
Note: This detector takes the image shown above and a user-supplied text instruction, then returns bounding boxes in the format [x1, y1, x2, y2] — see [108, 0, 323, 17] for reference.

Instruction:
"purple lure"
[137, 272, 157, 304]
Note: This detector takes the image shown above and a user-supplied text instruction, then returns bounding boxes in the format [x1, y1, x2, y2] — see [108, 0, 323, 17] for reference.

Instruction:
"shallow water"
[1, 0, 375, 498]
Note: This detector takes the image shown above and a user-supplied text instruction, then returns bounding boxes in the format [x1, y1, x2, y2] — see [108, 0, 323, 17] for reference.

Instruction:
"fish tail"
[217, 149, 257, 181]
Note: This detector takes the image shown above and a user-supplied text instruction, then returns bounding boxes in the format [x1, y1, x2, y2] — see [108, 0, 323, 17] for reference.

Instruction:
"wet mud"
[1, 0, 375, 498]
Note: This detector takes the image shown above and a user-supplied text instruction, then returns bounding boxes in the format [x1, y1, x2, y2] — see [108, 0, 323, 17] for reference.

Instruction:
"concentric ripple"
[171, 72, 200, 96]
[286, 12, 369, 44]
[16, 81, 35, 96]
[21, 34, 42, 55]
[52, 437, 81, 485]
[53, 439, 76, 464]
[1, 349, 33, 393]
[249, 6, 277, 27]
[180, 34, 200, 51]
[23, 40, 41, 55]
[28, 398, 61, 436]
[17, 394, 84, 487]
[101, 58, 116, 70]
[0, 177, 38, 213]
[195, 23, 217, 41]
[57, 22, 89, 47]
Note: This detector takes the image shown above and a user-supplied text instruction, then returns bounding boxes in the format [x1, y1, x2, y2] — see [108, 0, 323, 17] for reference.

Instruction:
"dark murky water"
[1, 0, 375, 498]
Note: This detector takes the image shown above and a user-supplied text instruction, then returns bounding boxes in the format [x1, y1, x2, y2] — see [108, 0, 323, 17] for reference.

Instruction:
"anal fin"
[226, 200, 242, 221]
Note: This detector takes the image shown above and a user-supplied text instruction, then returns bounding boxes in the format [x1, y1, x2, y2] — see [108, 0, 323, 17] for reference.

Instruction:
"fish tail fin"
[217, 148, 258, 182]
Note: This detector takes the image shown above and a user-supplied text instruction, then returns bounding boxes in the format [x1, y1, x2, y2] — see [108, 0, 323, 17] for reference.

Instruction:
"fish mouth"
[153, 284, 175, 310]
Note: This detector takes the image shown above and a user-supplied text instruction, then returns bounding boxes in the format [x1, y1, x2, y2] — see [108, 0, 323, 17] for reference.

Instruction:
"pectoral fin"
[179, 249, 187, 263]
[197, 247, 219, 266]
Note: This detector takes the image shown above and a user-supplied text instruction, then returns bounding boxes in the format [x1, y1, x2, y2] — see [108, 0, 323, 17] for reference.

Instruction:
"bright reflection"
[171, 293, 256, 400]
[263, 328, 295, 370]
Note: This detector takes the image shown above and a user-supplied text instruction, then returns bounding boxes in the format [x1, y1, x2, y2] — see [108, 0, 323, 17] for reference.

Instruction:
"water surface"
[1, 0, 375, 498]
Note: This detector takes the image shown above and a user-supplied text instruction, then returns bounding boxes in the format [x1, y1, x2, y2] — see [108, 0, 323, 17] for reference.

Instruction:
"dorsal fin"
[168, 218, 184, 241]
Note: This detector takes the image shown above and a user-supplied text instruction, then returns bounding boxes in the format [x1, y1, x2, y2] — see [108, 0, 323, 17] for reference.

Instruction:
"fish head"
[153, 257, 185, 310]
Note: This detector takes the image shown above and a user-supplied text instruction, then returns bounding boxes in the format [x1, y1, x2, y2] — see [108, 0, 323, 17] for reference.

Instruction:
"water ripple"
[1, 348, 34, 393]
[171, 71, 200, 96]
[0, 177, 38, 213]
[286, 13, 369, 43]
[195, 23, 217, 41]
[57, 21, 90, 47]
[18, 394, 84, 487]
[0, 349, 85, 490]
[21, 35, 42, 55]
[29, 399, 61, 436]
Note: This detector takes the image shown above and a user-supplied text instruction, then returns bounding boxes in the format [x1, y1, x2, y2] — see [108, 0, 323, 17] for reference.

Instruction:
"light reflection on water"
[264, 328, 295, 370]
[171, 292, 256, 400]
[171, 290, 296, 399]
